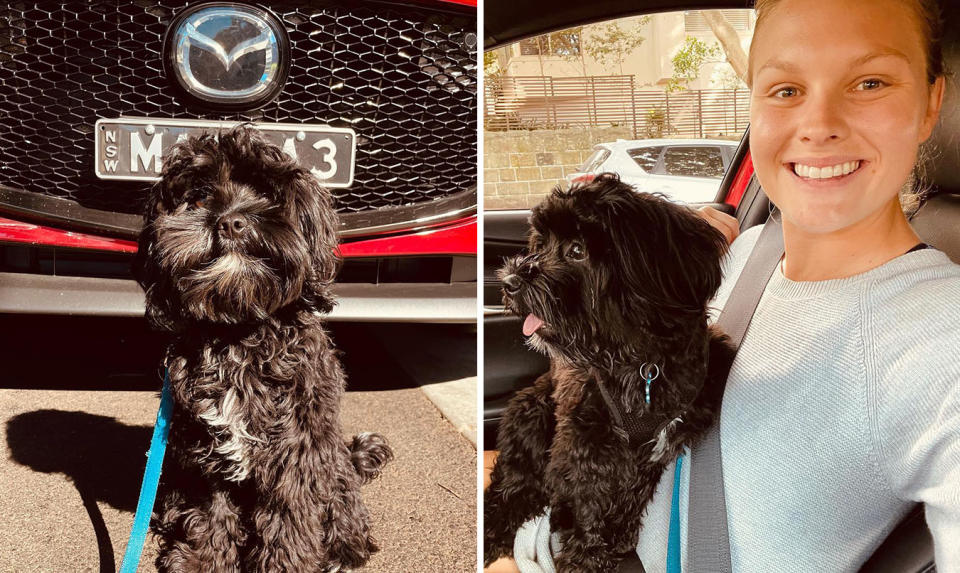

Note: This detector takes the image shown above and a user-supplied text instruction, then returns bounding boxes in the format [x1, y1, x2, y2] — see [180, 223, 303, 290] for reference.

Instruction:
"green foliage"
[484, 51, 500, 76]
[643, 105, 675, 138]
[484, 50, 507, 106]
[549, 28, 583, 58]
[582, 17, 651, 74]
[668, 36, 723, 92]
[543, 27, 586, 76]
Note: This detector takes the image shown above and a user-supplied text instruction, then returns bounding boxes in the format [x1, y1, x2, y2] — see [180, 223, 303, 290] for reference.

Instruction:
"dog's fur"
[133, 126, 392, 572]
[484, 174, 736, 572]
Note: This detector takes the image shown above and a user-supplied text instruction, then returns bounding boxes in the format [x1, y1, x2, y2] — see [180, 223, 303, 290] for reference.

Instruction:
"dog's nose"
[502, 274, 522, 295]
[218, 214, 248, 239]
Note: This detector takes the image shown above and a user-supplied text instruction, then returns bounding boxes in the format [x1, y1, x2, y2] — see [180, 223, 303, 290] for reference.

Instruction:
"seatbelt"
[617, 211, 784, 573]
[687, 210, 784, 573]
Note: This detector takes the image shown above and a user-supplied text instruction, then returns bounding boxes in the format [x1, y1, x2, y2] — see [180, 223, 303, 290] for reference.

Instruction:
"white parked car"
[567, 139, 739, 204]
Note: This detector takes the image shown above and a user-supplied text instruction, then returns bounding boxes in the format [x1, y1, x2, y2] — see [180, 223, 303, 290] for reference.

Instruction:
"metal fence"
[484, 75, 749, 140]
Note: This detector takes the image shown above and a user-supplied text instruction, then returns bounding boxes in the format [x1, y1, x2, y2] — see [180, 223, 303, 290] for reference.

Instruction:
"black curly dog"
[484, 174, 736, 572]
[133, 125, 392, 572]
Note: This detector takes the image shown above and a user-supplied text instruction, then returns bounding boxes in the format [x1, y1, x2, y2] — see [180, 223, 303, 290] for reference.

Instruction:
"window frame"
[661, 145, 727, 179]
[626, 145, 666, 174]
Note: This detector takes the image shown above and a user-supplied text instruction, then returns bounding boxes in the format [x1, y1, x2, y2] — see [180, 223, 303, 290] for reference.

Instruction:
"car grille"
[0, 1, 476, 220]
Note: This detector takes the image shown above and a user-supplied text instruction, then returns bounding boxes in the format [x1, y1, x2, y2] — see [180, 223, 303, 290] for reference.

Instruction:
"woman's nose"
[796, 91, 850, 144]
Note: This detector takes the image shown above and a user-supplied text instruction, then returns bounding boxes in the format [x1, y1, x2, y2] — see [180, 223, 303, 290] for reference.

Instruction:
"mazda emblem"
[165, 4, 289, 109]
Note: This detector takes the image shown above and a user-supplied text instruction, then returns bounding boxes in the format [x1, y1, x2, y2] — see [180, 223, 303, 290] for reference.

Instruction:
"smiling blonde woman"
[502, 0, 960, 571]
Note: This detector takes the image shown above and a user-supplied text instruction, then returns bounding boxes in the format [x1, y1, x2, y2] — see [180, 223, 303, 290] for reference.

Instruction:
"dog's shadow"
[7, 409, 154, 572]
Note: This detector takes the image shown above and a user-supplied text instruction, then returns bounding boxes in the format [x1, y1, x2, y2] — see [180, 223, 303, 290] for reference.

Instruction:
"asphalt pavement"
[0, 315, 477, 573]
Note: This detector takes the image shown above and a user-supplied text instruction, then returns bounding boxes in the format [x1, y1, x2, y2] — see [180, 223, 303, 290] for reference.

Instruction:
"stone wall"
[484, 127, 632, 209]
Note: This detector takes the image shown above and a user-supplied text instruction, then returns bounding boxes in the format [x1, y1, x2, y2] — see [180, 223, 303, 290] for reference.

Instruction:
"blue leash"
[666, 454, 684, 573]
[119, 369, 173, 573]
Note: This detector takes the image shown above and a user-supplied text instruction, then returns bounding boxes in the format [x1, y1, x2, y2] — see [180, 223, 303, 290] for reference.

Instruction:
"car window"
[663, 146, 725, 178]
[580, 148, 611, 173]
[484, 9, 754, 209]
[627, 147, 663, 172]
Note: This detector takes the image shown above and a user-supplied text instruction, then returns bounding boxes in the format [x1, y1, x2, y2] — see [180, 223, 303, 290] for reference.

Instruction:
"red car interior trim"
[0, 217, 139, 253]
[725, 149, 754, 208]
[338, 216, 477, 257]
[405, 0, 475, 8]
[570, 173, 597, 185]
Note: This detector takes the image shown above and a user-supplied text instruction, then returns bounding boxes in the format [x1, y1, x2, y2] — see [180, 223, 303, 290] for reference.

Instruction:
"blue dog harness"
[119, 369, 173, 573]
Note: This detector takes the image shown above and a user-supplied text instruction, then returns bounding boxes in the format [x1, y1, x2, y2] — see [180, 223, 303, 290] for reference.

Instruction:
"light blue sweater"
[513, 224, 960, 572]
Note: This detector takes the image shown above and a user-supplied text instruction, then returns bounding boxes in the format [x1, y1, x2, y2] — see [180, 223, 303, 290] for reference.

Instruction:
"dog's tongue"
[522, 314, 544, 336]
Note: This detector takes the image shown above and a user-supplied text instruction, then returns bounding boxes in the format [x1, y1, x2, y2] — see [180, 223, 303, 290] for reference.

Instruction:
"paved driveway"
[0, 316, 477, 573]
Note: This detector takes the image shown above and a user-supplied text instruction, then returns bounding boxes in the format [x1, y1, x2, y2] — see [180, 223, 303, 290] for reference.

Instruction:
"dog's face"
[132, 125, 339, 328]
[499, 174, 728, 363]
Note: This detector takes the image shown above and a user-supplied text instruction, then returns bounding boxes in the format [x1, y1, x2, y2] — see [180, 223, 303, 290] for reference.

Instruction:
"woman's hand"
[697, 206, 740, 245]
[485, 557, 521, 573]
[484, 451, 498, 490]
[484, 451, 521, 572]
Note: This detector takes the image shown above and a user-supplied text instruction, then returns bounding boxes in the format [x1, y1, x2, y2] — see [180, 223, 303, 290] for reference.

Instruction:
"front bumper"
[0, 272, 476, 323]
[0, 213, 477, 323]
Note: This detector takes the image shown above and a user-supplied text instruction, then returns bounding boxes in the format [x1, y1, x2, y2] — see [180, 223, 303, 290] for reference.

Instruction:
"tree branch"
[702, 11, 749, 82]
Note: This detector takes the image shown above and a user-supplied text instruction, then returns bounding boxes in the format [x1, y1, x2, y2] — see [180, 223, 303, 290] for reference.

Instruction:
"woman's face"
[749, 0, 944, 235]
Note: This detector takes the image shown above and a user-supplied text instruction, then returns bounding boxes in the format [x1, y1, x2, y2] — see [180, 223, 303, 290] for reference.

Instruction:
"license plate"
[94, 118, 356, 188]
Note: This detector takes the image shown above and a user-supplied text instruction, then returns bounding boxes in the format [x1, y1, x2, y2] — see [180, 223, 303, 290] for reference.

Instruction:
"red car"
[0, 0, 477, 323]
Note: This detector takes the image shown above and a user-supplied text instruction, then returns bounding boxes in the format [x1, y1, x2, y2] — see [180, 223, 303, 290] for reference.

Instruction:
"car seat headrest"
[911, 193, 960, 263]
[924, 3, 960, 195]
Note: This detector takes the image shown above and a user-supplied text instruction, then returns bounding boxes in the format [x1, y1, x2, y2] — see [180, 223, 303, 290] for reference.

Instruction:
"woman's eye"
[773, 86, 798, 98]
[855, 78, 885, 91]
[566, 242, 586, 260]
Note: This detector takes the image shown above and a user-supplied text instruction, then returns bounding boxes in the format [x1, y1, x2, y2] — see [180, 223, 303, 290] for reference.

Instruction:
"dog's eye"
[566, 241, 587, 261]
[184, 186, 215, 210]
[186, 192, 211, 210]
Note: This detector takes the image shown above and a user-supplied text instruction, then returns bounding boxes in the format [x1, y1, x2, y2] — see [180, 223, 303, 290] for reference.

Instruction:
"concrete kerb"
[419, 376, 477, 448]
[368, 324, 478, 448]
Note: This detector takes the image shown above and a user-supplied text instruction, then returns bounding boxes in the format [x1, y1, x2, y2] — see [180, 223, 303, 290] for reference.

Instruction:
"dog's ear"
[290, 170, 340, 314]
[659, 203, 728, 310]
[132, 185, 177, 331]
[591, 179, 727, 318]
[159, 135, 219, 206]
[131, 139, 217, 331]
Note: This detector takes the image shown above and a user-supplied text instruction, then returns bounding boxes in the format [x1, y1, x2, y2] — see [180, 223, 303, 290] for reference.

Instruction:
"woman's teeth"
[793, 160, 861, 179]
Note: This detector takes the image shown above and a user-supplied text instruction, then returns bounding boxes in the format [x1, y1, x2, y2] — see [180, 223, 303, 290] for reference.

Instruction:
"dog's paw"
[349, 432, 394, 484]
[648, 416, 684, 463]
